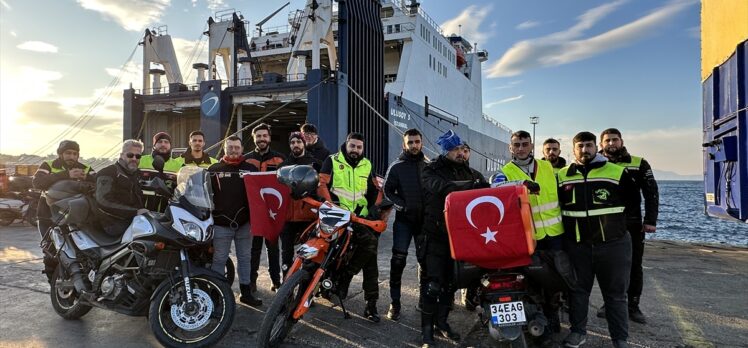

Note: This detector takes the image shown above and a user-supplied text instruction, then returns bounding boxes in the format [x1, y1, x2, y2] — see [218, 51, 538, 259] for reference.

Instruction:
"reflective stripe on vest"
[331, 152, 372, 216]
[138, 155, 183, 174]
[45, 160, 91, 174]
[561, 207, 626, 217]
[502, 160, 564, 240]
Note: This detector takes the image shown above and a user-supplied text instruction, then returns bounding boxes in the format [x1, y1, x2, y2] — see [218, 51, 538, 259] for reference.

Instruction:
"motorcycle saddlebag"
[445, 185, 535, 269]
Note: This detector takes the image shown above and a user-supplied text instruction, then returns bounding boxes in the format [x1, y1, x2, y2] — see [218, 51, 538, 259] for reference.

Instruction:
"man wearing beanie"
[278, 132, 321, 277]
[420, 129, 487, 347]
[33, 140, 97, 284]
[139, 131, 183, 212]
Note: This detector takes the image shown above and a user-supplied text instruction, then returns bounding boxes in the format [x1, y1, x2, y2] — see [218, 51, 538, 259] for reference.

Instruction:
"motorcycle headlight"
[318, 223, 340, 241]
[180, 219, 203, 241]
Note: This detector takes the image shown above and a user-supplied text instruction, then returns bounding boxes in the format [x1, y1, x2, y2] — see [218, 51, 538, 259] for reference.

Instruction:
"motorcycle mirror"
[152, 177, 172, 197]
[152, 155, 165, 173]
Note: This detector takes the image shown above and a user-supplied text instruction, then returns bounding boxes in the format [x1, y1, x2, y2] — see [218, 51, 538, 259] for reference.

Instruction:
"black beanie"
[57, 140, 80, 155]
[289, 131, 306, 145]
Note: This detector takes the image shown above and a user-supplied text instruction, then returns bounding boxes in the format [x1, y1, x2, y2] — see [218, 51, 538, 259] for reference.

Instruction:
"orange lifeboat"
[455, 47, 466, 68]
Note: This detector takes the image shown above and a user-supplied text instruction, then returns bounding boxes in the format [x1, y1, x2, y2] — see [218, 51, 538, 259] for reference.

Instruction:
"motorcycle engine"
[100, 273, 126, 300]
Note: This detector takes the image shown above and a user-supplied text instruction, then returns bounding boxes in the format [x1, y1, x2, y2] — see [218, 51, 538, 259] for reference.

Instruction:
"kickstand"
[337, 293, 351, 319]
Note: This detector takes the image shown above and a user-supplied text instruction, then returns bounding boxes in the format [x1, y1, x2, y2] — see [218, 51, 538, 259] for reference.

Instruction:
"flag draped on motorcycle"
[243, 171, 292, 241]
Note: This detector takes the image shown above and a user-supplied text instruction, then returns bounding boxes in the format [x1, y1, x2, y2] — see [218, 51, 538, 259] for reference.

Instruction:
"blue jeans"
[390, 219, 426, 303]
[212, 223, 252, 285]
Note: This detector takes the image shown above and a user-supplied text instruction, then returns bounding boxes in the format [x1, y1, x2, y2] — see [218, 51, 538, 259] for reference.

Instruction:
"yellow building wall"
[701, 0, 748, 82]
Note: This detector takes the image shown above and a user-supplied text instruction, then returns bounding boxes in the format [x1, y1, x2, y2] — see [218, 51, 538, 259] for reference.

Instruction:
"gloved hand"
[523, 180, 541, 194]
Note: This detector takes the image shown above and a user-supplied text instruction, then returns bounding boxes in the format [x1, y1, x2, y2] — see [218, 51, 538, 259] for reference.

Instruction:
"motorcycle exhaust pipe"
[58, 252, 88, 294]
[527, 319, 545, 337]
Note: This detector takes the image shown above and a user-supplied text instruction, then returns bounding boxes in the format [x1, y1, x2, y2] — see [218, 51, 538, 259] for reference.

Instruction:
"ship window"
[395, 24, 400, 33]
[387, 25, 392, 34]
[429, 54, 432, 68]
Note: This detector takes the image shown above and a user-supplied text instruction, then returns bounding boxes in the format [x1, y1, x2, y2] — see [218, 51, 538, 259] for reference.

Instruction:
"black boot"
[364, 300, 381, 323]
[421, 303, 436, 347]
[628, 297, 647, 324]
[239, 283, 262, 307]
[435, 304, 461, 341]
[387, 302, 401, 321]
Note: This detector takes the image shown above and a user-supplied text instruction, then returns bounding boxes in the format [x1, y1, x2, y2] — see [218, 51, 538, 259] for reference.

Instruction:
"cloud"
[10, 31, 17, 37]
[18, 101, 118, 130]
[687, 25, 699, 39]
[491, 80, 523, 90]
[1, 0, 10, 10]
[17, 41, 59, 53]
[441, 5, 493, 45]
[487, 0, 696, 78]
[206, 0, 226, 11]
[76, 0, 171, 32]
[485, 95, 524, 108]
[516, 21, 540, 30]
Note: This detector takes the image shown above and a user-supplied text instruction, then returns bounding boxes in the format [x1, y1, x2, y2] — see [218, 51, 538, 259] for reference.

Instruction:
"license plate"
[490, 301, 526, 326]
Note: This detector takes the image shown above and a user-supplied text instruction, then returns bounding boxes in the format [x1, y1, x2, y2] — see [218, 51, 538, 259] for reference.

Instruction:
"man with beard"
[278, 132, 321, 277]
[180, 130, 218, 168]
[95, 139, 148, 237]
[301, 123, 331, 163]
[558, 131, 637, 348]
[139, 132, 183, 212]
[597, 128, 659, 325]
[318, 132, 382, 322]
[208, 136, 263, 307]
[542, 138, 567, 173]
[244, 123, 286, 292]
[489, 130, 565, 344]
[33, 140, 97, 283]
[420, 130, 487, 347]
[383, 128, 428, 321]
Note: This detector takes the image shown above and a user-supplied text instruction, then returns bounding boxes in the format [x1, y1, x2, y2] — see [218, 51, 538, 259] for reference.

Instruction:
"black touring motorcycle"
[42, 166, 235, 347]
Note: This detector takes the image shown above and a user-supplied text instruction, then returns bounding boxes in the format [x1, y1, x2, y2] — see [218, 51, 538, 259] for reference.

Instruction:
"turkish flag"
[445, 185, 536, 269]
[244, 171, 291, 242]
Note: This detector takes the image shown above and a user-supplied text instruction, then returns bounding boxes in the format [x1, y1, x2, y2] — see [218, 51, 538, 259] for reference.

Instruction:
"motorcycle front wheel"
[149, 275, 235, 348]
[256, 268, 311, 348]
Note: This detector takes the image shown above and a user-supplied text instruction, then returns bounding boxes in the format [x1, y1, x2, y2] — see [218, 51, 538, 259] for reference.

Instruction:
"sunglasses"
[125, 153, 142, 159]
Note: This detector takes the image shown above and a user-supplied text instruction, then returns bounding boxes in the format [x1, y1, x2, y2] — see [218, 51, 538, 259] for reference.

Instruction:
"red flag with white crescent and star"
[445, 185, 536, 269]
[244, 171, 291, 242]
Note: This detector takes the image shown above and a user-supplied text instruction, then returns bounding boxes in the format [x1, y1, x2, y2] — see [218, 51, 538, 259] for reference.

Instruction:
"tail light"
[482, 274, 525, 291]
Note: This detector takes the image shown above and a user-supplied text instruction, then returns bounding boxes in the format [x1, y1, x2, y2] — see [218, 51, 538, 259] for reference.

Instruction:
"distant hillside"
[0, 153, 115, 172]
[654, 169, 702, 181]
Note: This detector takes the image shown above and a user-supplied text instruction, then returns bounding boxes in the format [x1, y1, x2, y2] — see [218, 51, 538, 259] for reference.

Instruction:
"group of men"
[32, 122, 658, 348]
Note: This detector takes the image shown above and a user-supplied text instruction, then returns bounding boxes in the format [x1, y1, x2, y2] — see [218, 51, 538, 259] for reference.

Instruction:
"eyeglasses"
[125, 153, 142, 159]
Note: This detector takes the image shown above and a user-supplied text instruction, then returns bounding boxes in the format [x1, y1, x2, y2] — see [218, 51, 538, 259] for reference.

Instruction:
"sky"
[0, 0, 702, 175]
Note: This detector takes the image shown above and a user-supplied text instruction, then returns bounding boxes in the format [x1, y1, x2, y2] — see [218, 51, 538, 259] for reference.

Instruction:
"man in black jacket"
[278, 132, 321, 277]
[208, 136, 262, 307]
[33, 140, 96, 283]
[95, 139, 148, 237]
[558, 131, 638, 348]
[542, 137, 567, 173]
[421, 130, 487, 346]
[598, 128, 659, 324]
[301, 123, 331, 163]
[383, 128, 428, 321]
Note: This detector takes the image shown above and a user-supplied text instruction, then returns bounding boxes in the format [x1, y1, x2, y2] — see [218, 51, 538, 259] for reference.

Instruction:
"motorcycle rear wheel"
[49, 266, 92, 319]
[149, 275, 235, 348]
[256, 268, 311, 348]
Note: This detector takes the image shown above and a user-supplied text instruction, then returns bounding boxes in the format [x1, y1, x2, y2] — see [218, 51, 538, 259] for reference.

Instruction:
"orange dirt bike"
[256, 165, 392, 348]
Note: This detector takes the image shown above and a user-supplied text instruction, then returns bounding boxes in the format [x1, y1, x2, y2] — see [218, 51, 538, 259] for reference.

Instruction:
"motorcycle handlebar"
[301, 197, 388, 233]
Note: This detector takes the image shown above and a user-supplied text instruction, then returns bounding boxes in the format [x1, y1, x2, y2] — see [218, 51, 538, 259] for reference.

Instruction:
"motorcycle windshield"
[174, 166, 214, 210]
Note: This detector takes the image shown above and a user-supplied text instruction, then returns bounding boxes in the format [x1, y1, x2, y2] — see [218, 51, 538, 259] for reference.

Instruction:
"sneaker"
[387, 303, 401, 321]
[628, 306, 647, 324]
[271, 280, 282, 292]
[612, 340, 629, 348]
[596, 305, 606, 318]
[562, 332, 587, 348]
